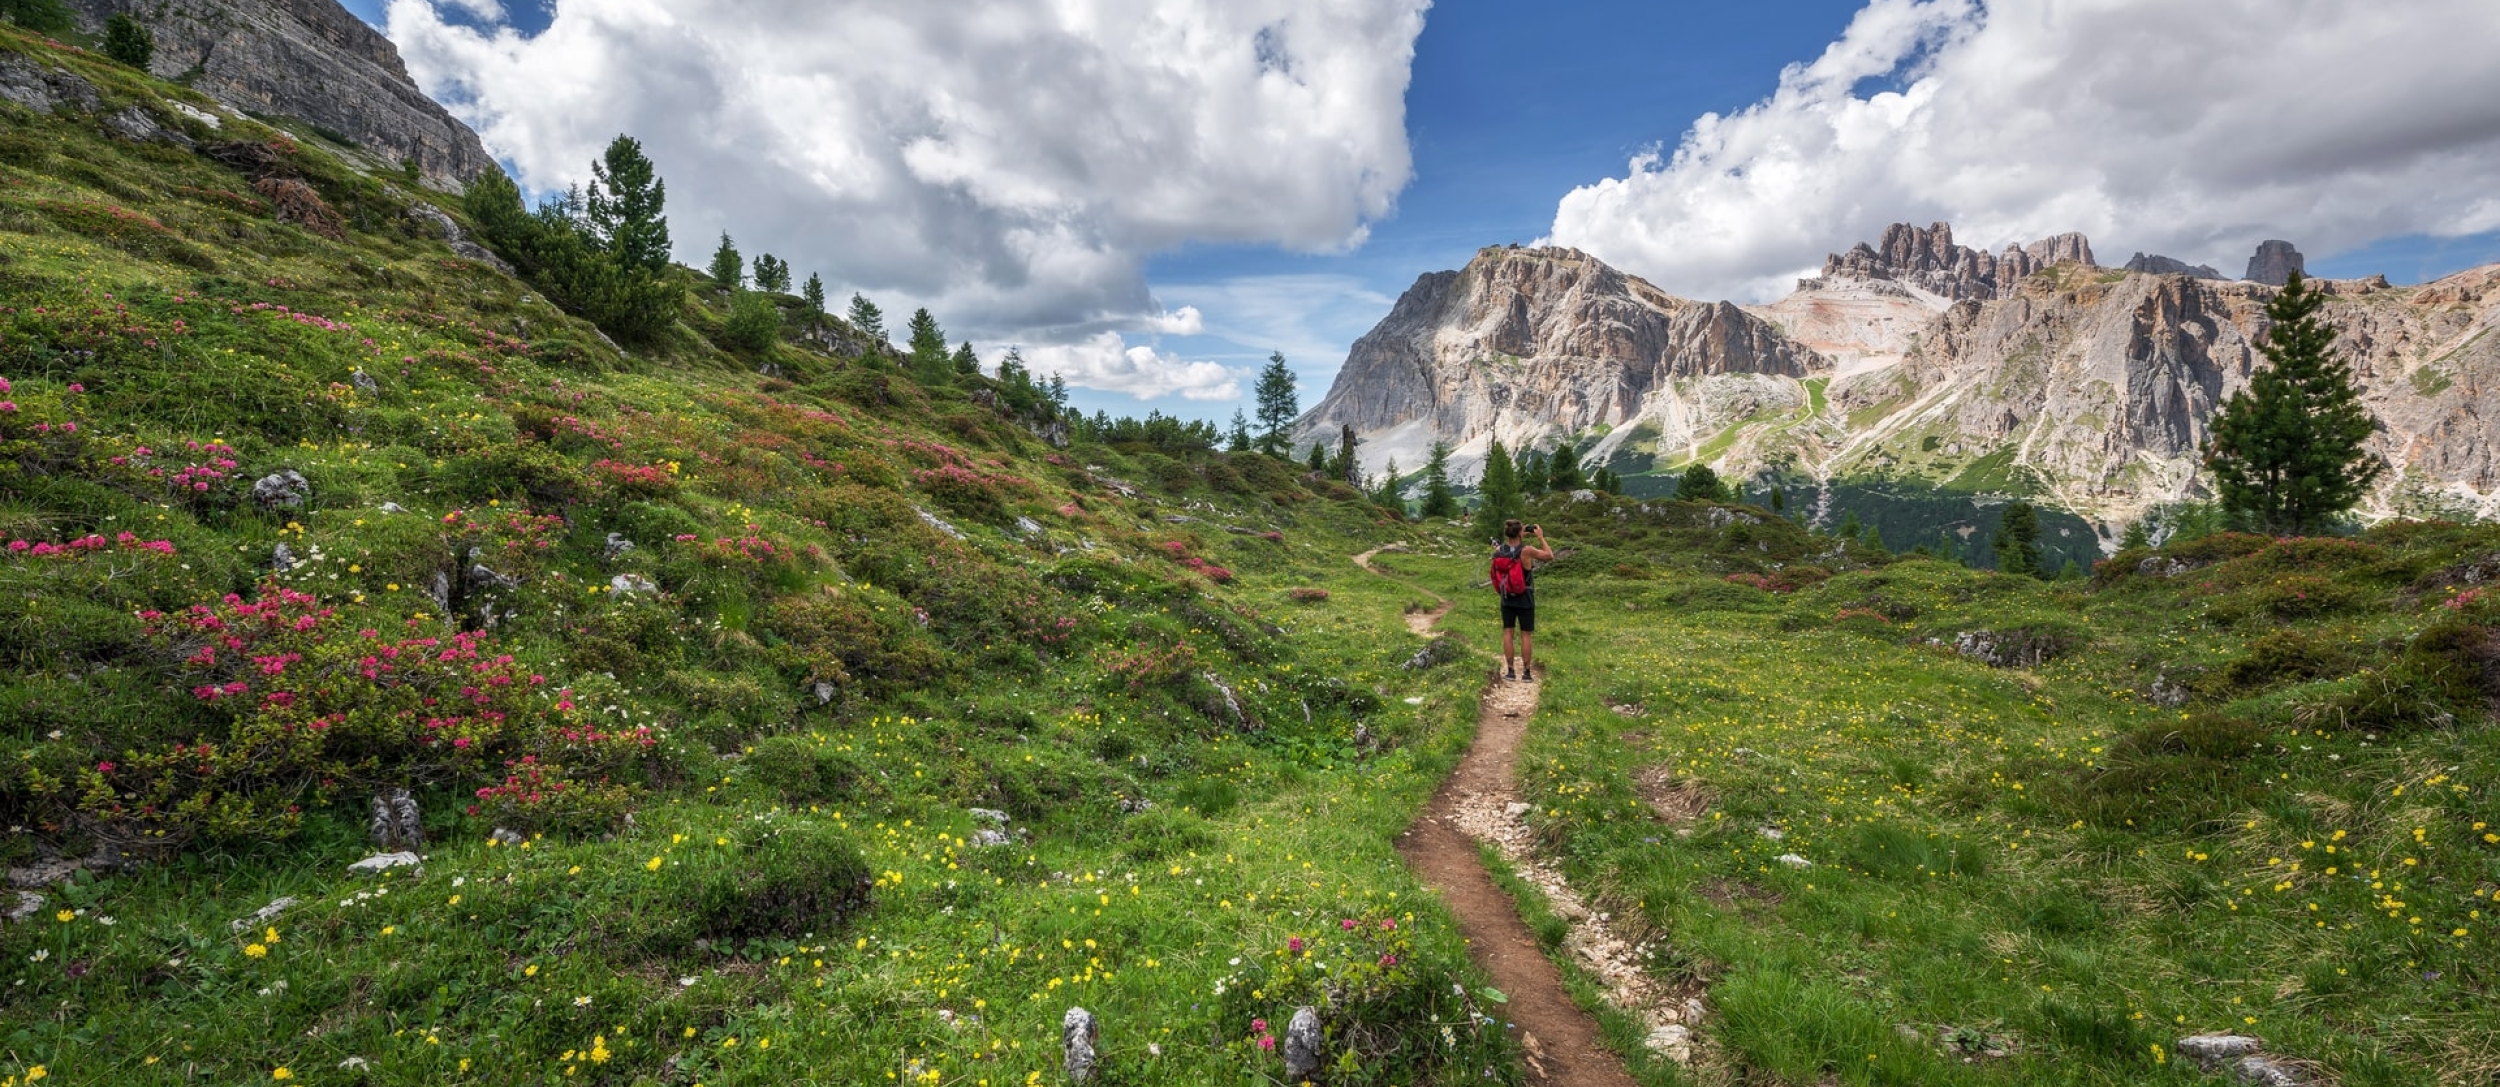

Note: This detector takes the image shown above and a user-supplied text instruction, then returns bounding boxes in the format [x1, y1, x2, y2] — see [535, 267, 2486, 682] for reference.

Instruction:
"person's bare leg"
[1501, 627, 1516, 675]
[1520, 631, 1535, 678]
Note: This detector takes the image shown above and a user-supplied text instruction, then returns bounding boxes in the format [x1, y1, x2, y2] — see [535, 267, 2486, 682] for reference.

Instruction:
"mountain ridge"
[1298, 226, 2500, 536]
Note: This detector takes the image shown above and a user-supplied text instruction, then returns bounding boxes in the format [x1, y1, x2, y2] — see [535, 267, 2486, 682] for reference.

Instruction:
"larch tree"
[846, 294, 886, 343]
[2206, 272, 2382, 535]
[1475, 439, 1523, 541]
[707, 233, 743, 293]
[1420, 441, 1459, 518]
[1253, 352, 1298, 456]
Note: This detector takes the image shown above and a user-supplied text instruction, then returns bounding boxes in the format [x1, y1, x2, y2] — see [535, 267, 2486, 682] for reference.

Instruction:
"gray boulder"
[251, 470, 311, 510]
[1062, 1006, 1099, 1083]
[1283, 1006, 1324, 1081]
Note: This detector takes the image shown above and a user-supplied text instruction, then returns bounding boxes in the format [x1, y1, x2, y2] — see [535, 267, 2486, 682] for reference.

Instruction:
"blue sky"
[362, 0, 2500, 424]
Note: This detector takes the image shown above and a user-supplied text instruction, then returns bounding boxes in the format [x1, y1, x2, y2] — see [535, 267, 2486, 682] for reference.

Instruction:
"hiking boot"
[1504, 667, 1516, 681]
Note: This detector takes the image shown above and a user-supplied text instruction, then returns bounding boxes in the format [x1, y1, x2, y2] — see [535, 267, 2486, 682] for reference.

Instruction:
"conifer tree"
[801, 274, 827, 332]
[1768, 486, 1786, 514]
[846, 294, 886, 343]
[1306, 443, 1327, 473]
[1046, 373, 1068, 412]
[2119, 519, 2151, 550]
[707, 233, 743, 293]
[2207, 272, 2382, 534]
[751, 254, 791, 293]
[103, 14, 152, 70]
[905, 308, 949, 381]
[1226, 410, 1252, 454]
[1548, 441, 1585, 492]
[1372, 459, 1404, 511]
[1420, 441, 1459, 518]
[587, 136, 670, 277]
[1475, 439, 1523, 541]
[951, 341, 979, 376]
[1993, 501, 2043, 577]
[1253, 352, 1298, 456]
[1677, 462, 1728, 503]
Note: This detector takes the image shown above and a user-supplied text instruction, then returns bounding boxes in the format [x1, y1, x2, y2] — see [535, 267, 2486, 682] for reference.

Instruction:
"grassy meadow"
[1407, 497, 2500, 1086]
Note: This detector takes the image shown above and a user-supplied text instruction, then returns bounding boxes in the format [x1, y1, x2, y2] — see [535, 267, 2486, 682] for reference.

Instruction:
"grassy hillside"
[7, 20, 2498, 1087]
[0, 27, 1518, 1086]
[1401, 495, 2500, 1086]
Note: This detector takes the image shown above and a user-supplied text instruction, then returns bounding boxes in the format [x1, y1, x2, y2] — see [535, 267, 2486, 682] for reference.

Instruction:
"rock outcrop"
[1293, 246, 1818, 476]
[1803, 222, 2098, 301]
[62, 0, 494, 189]
[2123, 252, 2224, 279]
[2246, 240, 2306, 286]
[1308, 221, 2500, 532]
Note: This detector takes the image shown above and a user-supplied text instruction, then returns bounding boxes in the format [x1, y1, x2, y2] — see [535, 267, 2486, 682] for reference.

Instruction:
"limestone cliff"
[63, 0, 493, 188]
[1292, 245, 1817, 477]
[1307, 223, 2500, 535]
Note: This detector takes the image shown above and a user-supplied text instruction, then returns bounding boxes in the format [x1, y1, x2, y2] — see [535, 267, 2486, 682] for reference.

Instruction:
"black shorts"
[1500, 601, 1535, 632]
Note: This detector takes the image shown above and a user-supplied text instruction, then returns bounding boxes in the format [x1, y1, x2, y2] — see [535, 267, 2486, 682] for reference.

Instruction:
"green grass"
[1477, 497, 2500, 1086]
[0, 27, 1527, 1085]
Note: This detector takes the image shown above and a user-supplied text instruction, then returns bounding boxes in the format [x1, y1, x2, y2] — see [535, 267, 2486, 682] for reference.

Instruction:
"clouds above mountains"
[1548, 0, 2500, 302]
[386, 0, 1428, 401]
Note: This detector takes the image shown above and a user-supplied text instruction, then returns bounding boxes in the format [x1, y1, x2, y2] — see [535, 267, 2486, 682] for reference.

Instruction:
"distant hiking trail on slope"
[1353, 545, 1695, 1086]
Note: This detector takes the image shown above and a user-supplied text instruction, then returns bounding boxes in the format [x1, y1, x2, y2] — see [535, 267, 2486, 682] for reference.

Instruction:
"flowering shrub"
[469, 756, 636, 836]
[591, 458, 680, 498]
[1211, 911, 1507, 1080]
[1159, 540, 1235, 583]
[1288, 587, 1330, 603]
[17, 586, 637, 850]
[4, 532, 176, 559]
[101, 439, 240, 508]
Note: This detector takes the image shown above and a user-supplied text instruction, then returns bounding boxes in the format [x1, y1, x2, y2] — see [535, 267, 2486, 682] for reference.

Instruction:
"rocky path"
[1354, 545, 1646, 1087]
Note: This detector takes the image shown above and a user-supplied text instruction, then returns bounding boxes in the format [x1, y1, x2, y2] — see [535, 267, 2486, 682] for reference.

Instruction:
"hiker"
[1490, 519, 1553, 680]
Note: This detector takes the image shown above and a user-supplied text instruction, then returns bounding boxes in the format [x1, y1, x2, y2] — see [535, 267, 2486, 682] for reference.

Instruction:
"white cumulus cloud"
[1021, 334, 1242, 402]
[1548, 0, 2500, 301]
[384, 0, 1427, 399]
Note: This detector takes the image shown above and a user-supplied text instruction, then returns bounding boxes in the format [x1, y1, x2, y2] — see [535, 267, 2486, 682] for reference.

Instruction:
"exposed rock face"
[1294, 245, 1817, 476]
[1804, 222, 2098, 301]
[1309, 222, 2500, 532]
[2246, 239, 2306, 286]
[63, 0, 494, 189]
[2124, 252, 2224, 279]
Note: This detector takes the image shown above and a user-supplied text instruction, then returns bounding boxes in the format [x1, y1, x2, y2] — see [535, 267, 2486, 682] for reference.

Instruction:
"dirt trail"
[1355, 544, 1649, 1086]
[1351, 545, 1449, 636]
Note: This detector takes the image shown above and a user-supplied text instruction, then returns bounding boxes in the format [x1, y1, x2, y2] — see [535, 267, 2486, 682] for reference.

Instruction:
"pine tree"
[801, 274, 827, 332]
[1475, 439, 1523, 541]
[905, 308, 949, 382]
[2119, 519, 2151, 550]
[1332, 424, 1360, 484]
[751, 254, 791, 293]
[1549, 441, 1585, 492]
[1306, 443, 1327, 473]
[1226, 410, 1252, 454]
[1837, 509, 1862, 539]
[2207, 272, 2383, 535]
[1046, 373, 1068, 412]
[951, 341, 979, 376]
[1253, 352, 1298, 456]
[1769, 487, 1786, 514]
[103, 14, 153, 70]
[1993, 501, 2043, 577]
[1420, 441, 1459, 518]
[847, 294, 886, 342]
[1677, 462, 1728, 503]
[707, 233, 743, 293]
[1372, 459, 1404, 512]
[586, 136, 670, 277]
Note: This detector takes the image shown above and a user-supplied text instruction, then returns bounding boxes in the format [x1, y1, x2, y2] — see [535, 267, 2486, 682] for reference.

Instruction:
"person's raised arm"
[1527, 525, 1555, 562]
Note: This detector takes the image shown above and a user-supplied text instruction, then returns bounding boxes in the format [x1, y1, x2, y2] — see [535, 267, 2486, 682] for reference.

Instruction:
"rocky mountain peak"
[2123, 253, 2224, 279]
[2246, 240, 2306, 286]
[1807, 221, 2098, 301]
[63, 0, 494, 189]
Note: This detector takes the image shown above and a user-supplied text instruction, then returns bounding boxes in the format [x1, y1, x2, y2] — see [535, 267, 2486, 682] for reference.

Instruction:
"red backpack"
[1490, 544, 1529, 599]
